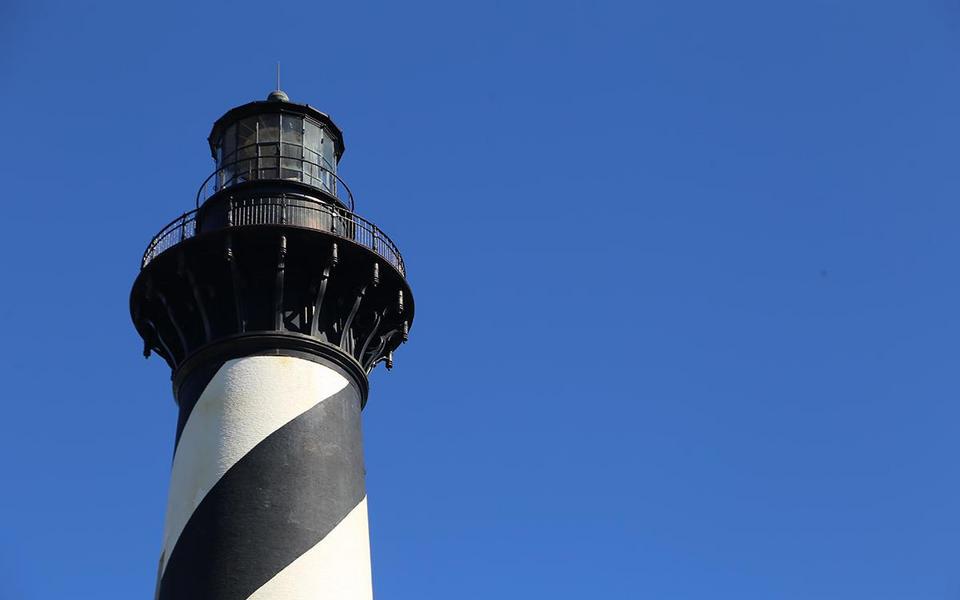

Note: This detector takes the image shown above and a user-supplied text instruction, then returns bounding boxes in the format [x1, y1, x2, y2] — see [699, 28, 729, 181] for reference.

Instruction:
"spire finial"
[268, 62, 289, 102]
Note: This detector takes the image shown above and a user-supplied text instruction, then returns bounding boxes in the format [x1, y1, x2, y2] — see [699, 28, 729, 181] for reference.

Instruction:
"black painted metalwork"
[142, 191, 402, 274]
[130, 91, 414, 388]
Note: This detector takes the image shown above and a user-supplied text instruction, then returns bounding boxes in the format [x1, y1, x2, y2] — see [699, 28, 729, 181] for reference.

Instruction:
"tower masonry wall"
[156, 353, 372, 600]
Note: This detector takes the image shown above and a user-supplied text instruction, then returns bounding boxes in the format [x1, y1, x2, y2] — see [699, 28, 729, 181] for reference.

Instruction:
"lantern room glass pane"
[257, 114, 280, 143]
[237, 117, 257, 153]
[282, 114, 302, 144]
[304, 120, 321, 153]
[281, 114, 303, 181]
[320, 131, 336, 171]
[321, 130, 337, 193]
[255, 114, 280, 180]
[258, 141, 279, 180]
[281, 143, 302, 180]
[303, 120, 322, 188]
[220, 124, 236, 187]
[222, 124, 236, 160]
[236, 117, 258, 183]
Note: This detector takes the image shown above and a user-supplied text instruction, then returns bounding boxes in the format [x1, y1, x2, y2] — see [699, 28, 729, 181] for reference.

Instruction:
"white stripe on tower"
[249, 498, 372, 600]
[156, 354, 372, 600]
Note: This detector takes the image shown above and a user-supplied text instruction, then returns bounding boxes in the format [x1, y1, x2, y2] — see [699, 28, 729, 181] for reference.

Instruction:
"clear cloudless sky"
[1, 1, 959, 598]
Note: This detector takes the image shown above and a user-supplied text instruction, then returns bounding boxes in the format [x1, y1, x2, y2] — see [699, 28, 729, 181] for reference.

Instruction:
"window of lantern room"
[214, 112, 339, 197]
[304, 119, 322, 189]
[281, 114, 303, 181]
[218, 123, 236, 189]
[236, 117, 258, 184]
[255, 114, 280, 181]
[320, 126, 338, 194]
[303, 119, 338, 195]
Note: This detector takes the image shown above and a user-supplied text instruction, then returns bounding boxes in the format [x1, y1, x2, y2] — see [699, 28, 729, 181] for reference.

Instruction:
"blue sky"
[2, 0, 960, 598]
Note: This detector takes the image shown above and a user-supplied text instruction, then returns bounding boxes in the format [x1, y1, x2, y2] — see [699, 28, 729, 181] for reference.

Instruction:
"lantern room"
[206, 90, 346, 202]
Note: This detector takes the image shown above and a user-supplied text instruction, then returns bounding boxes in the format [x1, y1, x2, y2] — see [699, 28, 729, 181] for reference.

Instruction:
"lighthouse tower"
[129, 90, 414, 600]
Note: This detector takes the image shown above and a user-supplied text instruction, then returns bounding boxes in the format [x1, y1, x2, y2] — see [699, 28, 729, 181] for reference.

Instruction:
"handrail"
[141, 211, 198, 268]
[141, 194, 405, 276]
[197, 142, 355, 211]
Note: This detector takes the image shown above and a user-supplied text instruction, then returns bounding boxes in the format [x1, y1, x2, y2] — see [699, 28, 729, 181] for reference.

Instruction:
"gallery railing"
[141, 194, 405, 276]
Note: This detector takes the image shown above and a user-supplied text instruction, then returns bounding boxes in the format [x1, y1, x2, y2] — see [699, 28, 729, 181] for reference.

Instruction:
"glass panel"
[220, 124, 236, 187]
[237, 117, 257, 153]
[282, 114, 303, 144]
[304, 120, 321, 155]
[281, 149, 301, 179]
[321, 130, 337, 194]
[320, 130, 336, 171]
[281, 114, 303, 181]
[303, 147, 320, 188]
[257, 114, 280, 179]
[258, 141, 279, 180]
[235, 117, 258, 183]
[303, 120, 322, 188]
[215, 142, 224, 187]
[257, 113, 280, 143]
[221, 124, 236, 164]
[237, 118, 257, 157]
[234, 158, 255, 184]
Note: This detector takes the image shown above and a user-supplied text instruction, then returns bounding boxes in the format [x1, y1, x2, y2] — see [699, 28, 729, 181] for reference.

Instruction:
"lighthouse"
[129, 89, 414, 599]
